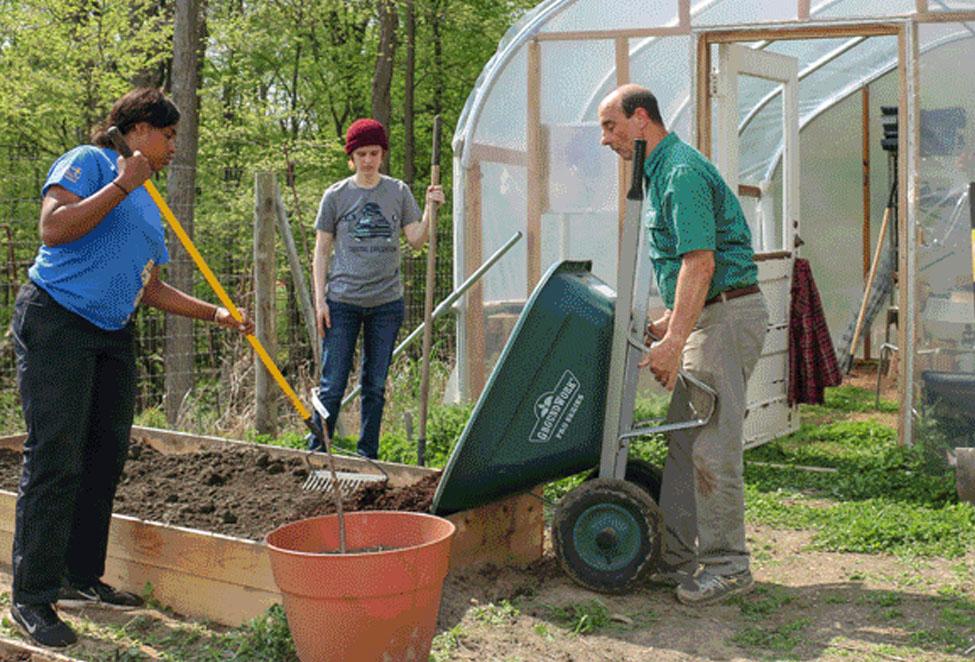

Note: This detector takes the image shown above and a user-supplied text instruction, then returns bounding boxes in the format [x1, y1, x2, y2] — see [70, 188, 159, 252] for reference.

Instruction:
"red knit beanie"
[344, 118, 388, 155]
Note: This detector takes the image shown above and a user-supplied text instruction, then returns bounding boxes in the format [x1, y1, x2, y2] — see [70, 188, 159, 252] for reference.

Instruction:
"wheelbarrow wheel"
[586, 458, 663, 503]
[552, 478, 661, 594]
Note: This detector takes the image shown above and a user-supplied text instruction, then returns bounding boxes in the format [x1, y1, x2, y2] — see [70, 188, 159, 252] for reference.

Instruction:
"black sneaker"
[58, 580, 144, 610]
[10, 602, 77, 648]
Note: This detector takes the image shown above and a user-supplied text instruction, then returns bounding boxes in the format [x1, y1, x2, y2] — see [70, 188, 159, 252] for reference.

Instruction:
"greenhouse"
[449, 0, 975, 447]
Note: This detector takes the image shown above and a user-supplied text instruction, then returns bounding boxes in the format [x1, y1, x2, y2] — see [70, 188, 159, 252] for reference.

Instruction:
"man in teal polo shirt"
[598, 84, 769, 605]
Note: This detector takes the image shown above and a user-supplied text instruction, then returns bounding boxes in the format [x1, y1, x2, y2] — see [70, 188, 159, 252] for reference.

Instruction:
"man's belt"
[704, 284, 761, 307]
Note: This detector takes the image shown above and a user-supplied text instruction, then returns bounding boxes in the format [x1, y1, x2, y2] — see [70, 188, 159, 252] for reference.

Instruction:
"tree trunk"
[163, 0, 204, 425]
[403, 0, 415, 188]
[372, 0, 398, 174]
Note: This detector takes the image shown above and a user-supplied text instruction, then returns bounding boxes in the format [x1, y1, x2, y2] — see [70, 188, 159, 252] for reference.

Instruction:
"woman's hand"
[316, 302, 331, 338]
[426, 184, 445, 206]
[214, 307, 254, 335]
[115, 151, 153, 193]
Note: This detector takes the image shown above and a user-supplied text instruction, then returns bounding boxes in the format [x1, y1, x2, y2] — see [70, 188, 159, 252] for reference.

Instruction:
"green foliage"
[134, 407, 169, 430]
[808, 384, 898, 414]
[429, 624, 466, 662]
[471, 599, 520, 625]
[0, 389, 23, 434]
[546, 599, 611, 635]
[0, 0, 538, 418]
[378, 401, 474, 468]
[747, 420, 956, 505]
[729, 586, 794, 622]
[217, 604, 298, 662]
[744, 413, 973, 557]
[731, 617, 810, 654]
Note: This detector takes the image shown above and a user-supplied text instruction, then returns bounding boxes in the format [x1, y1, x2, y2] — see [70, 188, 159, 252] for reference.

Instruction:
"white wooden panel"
[757, 257, 791, 281]
[744, 399, 799, 449]
[762, 279, 791, 326]
[761, 324, 788, 355]
[747, 352, 788, 400]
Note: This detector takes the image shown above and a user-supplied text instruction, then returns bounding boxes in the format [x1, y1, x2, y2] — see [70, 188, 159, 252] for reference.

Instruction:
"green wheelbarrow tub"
[432, 261, 615, 515]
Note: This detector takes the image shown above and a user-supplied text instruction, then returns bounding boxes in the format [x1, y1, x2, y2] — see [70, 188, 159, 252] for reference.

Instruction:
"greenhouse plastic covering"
[451, 0, 975, 446]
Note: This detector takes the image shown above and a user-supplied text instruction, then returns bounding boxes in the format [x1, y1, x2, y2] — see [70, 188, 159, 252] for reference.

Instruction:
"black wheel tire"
[552, 478, 661, 594]
[586, 458, 663, 503]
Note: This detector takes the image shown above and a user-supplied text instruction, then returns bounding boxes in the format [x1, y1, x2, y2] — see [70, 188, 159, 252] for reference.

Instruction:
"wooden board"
[0, 429, 544, 627]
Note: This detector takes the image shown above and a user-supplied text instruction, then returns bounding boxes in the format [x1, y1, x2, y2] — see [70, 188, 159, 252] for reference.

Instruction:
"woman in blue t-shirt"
[8, 88, 253, 648]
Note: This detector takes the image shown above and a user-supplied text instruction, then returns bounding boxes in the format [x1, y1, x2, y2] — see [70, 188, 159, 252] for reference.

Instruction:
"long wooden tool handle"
[417, 115, 442, 466]
[970, 182, 974, 320]
[106, 127, 312, 423]
[849, 204, 892, 363]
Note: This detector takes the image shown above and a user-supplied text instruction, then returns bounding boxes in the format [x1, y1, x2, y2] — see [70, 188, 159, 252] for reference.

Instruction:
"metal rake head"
[302, 469, 387, 495]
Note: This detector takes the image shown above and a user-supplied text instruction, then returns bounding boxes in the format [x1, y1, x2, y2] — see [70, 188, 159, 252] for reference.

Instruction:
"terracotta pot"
[266, 511, 456, 662]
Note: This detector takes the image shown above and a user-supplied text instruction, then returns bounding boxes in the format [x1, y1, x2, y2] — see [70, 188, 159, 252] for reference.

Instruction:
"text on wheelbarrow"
[530, 370, 585, 444]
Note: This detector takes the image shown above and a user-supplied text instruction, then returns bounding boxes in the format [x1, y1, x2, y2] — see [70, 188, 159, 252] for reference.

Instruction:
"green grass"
[546, 599, 611, 635]
[731, 617, 811, 655]
[802, 384, 899, 417]
[742, 389, 972, 557]
[729, 585, 794, 621]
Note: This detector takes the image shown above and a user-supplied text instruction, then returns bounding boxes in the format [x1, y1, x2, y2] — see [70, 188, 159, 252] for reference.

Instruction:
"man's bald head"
[611, 84, 664, 126]
[598, 84, 667, 161]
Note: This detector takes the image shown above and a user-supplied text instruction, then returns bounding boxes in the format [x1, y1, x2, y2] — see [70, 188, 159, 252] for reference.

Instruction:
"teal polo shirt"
[642, 133, 757, 309]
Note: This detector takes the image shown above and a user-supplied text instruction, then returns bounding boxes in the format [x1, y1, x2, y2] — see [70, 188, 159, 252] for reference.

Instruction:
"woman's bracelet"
[111, 180, 129, 196]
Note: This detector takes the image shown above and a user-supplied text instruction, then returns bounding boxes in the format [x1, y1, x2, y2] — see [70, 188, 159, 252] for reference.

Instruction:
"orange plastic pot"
[265, 510, 456, 662]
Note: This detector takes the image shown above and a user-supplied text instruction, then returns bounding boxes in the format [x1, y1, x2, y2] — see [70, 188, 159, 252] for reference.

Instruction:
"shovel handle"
[106, 127, 312, 423]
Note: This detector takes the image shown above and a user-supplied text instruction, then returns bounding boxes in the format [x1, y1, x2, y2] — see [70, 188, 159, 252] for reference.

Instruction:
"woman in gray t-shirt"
[309, 118, 444, 458]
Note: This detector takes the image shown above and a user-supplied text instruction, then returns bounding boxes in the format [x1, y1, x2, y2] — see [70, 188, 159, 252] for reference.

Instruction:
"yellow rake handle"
[107, 127, 311, 423]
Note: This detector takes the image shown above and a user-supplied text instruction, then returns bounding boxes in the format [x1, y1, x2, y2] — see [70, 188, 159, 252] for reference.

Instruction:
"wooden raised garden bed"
[0, 426, 543, 626]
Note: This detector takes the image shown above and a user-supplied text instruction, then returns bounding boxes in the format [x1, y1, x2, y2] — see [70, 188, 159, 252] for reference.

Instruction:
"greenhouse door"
[711, 43, 801, 448]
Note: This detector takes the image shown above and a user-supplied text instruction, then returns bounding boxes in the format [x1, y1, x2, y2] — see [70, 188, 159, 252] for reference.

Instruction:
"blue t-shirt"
[29, 145, 169, 330]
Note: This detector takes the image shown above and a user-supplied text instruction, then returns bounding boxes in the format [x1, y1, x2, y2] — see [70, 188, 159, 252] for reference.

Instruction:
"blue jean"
[309, 298, 404, 459]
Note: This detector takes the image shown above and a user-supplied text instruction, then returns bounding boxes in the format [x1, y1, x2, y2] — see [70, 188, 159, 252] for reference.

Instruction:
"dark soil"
[0, 444, 440, 541]
[0, 653, 31, 662]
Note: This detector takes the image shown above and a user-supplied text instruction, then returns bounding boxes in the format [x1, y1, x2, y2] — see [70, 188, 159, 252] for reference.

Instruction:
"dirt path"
[434, 526, 974, 661]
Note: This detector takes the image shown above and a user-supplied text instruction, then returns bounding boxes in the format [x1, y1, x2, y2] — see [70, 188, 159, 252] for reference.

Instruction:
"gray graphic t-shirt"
[315, 175, 422, 307]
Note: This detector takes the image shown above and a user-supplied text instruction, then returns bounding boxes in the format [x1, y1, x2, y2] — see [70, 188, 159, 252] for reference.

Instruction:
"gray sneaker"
[649, 563, 697, 587]
[676, 568, 754, 605]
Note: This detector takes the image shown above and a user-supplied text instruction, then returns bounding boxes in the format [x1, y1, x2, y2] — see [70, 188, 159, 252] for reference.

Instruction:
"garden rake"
[300, 390, 389, 495]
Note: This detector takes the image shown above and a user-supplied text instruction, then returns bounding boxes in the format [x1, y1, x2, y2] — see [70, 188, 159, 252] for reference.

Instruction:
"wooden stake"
[418, 116, 442, 466]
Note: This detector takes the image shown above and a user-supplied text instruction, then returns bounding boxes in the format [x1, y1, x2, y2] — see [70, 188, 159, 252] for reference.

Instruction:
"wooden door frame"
[692, 21, 914, 445]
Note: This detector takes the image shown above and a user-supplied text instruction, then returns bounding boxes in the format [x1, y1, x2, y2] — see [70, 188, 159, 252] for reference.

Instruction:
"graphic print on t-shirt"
[343, 201, 394, 241]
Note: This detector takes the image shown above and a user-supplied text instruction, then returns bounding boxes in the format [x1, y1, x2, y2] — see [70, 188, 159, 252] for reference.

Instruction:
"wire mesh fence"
[0, 146, 455, 435]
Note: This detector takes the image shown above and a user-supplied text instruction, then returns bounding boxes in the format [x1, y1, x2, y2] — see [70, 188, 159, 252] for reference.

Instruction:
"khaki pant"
[658, 292, 768, 576]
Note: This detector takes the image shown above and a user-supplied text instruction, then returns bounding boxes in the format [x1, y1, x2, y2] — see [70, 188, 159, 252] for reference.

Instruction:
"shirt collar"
[643, 132, 679, 179]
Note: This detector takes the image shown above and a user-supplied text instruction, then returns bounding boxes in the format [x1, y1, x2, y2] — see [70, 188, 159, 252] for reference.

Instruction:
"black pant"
[10, 281, 135, 604]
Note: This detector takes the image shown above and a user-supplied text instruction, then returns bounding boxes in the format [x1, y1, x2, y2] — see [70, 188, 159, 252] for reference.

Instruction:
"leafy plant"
[547, 599, 611, 635]
[471, 599, 520, 625]
[217, 604, 298, 662]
